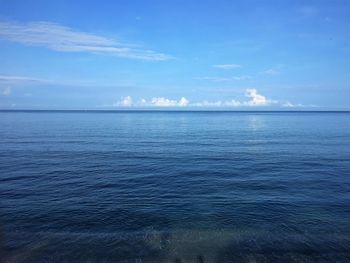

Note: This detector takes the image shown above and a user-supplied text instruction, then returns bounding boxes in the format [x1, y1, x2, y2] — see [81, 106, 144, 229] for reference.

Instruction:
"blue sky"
[0, 0, 349, 109]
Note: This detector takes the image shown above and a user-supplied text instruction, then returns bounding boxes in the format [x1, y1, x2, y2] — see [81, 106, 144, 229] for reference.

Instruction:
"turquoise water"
[1, 111, 350, 262]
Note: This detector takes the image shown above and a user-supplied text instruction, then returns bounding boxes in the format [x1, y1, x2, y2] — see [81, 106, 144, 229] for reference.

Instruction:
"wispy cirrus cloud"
[0, 74, 135, 88]
[232, 75, 252, 81]
[194, 77, 232, 82]
[195, 75, 252, 82]
[213, 64, 241, 69]
[0, 75, 43, 82]
[0, 21, 172, 61]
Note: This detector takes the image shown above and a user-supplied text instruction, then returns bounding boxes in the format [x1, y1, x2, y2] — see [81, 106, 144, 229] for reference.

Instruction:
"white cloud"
[0, 21, 172, 61]
[194, 89, 274, 107]
[114, 96, 133, 107]
[192, 100, 223, 107]
[112, 96, 189, 107]
[282, 101, 314, 108]
[109, 90, 307, 109]
[213, 64, 241, 69]
[193, 99, 242, 107]
[244, 88, 270, 106]
[2, 87, 11, 96]
[224, 99, 242, 107]
[150, 97, 189, 107]
[178, 97, 189, 107]
[283, 101, 298, 107]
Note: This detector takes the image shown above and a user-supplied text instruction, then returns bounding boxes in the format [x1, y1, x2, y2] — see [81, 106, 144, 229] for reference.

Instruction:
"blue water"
[1, 111, 350, 262]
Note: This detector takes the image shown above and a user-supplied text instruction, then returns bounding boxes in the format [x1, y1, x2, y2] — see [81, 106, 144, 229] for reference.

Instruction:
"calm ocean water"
[0, 111, 350, 262]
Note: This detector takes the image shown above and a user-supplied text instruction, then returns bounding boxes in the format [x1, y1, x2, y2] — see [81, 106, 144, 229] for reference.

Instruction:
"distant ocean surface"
[1, 111, 350, 263]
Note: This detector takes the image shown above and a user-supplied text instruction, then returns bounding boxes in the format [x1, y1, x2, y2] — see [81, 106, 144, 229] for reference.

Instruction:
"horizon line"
[1, 109, 350, 113]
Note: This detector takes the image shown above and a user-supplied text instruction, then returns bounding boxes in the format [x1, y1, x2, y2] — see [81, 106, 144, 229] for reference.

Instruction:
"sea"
[0, 111, 350, 262]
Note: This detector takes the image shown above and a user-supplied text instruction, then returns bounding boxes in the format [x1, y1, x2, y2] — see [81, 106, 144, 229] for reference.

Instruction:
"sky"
[0, 0, 349, 110]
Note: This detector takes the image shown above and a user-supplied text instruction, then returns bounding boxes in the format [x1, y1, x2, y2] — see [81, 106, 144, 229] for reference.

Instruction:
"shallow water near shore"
[1, 111, 350, 262]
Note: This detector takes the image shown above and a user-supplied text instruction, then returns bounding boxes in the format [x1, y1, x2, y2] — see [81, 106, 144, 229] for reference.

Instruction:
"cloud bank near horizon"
[112, 89, 303, 108]
[0, 74, 310, 108]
